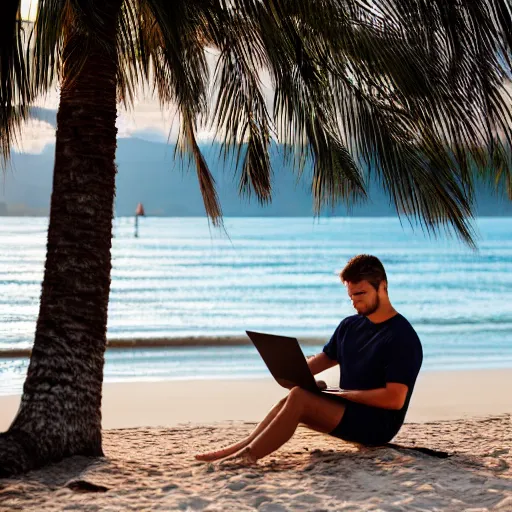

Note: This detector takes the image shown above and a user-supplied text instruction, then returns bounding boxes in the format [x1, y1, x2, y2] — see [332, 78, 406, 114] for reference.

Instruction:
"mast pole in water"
[134, 202, 145, 238]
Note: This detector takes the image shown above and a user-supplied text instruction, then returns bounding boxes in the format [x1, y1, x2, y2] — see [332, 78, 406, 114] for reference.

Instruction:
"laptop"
[246, 330, 341, 394]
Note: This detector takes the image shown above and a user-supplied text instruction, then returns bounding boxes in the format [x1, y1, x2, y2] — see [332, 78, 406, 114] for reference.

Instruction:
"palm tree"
[1, 0, 511, 476]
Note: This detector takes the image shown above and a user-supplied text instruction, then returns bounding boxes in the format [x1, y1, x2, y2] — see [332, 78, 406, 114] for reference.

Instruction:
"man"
[195, 254, 423, 464]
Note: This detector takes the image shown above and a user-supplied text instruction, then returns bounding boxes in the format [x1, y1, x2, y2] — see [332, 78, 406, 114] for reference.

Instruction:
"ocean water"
[1, 216, 511, 395]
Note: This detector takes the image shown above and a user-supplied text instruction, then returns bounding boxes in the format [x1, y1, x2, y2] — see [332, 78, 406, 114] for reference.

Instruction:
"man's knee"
[287, 386, 308, 410]
[288, 386, 304, 397]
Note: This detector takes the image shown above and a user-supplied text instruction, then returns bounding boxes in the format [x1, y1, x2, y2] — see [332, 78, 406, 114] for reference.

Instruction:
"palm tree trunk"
[0, 1, 122, 477]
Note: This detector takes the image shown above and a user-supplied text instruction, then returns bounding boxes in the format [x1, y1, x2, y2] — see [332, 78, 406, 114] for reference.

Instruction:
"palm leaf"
[118, 0, 225, 221]
[177, 109, 223, 225]
[0, 1, 31, 164]
[474, 142, 512, 200]
[210, 29, 273, 202]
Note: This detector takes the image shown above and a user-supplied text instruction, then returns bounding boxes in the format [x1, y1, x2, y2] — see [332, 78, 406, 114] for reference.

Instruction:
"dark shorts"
[329, 400, 401, 446]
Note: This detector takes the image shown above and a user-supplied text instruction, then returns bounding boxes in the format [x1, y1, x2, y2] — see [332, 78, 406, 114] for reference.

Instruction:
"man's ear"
[380, 280, 388, 294]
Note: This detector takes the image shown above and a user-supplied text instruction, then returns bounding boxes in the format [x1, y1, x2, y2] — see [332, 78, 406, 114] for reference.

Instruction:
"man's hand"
[315, 380, 327, 390]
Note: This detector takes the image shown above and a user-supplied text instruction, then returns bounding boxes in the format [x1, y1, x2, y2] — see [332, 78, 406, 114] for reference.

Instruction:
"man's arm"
[326, 382, 408, 410]
[307, 352, 338, 375]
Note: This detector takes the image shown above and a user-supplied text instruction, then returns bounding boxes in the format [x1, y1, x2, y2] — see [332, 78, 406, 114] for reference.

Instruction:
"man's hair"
[340, 254, 387, 291]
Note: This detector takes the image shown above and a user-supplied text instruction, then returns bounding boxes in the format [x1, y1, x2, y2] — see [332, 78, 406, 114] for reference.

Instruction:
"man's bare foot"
[218, 446, 258, 467]
[194, 441, 248, 462]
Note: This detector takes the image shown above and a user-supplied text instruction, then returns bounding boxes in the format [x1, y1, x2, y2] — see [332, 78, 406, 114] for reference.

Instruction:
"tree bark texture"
[0, 0, 122, 477]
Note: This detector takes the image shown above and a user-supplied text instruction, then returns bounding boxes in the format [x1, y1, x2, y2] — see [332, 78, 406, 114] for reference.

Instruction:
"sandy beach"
[0, 368, 511, 511]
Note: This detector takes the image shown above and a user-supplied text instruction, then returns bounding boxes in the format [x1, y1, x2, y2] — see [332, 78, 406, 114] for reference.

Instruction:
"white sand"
[0, 417, 510, 511]
[0, 368, 511, 511]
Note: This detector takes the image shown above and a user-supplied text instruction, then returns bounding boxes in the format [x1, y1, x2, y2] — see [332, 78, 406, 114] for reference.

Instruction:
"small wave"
[411, 317, 512, 326]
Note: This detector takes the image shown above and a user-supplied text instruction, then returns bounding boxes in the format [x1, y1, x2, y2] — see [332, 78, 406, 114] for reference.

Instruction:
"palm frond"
[208, 2, 368, 209]
[272, 0, 512, 244]
[209, 23, 273, 202]
[141, 0, 209, 113]
[0, 1, 31, 164]
[116, 0, 142, 107]
[118, 0, 224, 220]
[32, 1, 77, 95]
[4, 0, 512, 245]
[177, 109, 223, 225]
[114, 0, 512, 243]
[237, 124, 273, 202]
[309, 122, 367, 214]
[473, 141, 512, 200]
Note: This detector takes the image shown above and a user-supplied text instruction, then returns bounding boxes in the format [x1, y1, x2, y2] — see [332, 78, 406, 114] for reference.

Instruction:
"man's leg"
[195, 396, 288, 461]
[227, 387, 345, 463]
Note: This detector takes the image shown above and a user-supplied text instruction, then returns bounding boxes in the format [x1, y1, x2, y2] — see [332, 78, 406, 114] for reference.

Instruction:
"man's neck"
[366, 304, 398, 324]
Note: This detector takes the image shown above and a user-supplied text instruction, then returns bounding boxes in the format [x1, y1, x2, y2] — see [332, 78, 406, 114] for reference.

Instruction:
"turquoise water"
[0, 216, 511, 395]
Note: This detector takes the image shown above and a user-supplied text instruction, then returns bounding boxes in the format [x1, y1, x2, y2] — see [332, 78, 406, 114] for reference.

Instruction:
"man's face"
[346, 280, 380, 316]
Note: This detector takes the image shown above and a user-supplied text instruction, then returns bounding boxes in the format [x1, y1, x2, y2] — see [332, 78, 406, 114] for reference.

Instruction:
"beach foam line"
[0, 335, 327, 358]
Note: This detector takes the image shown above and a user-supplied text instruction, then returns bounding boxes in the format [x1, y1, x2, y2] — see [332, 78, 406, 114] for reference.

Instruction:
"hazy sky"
[19, 87, 184, 154]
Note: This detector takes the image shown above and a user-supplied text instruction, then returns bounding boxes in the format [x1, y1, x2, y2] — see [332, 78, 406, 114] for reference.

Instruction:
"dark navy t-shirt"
[323, 313, 423, 426]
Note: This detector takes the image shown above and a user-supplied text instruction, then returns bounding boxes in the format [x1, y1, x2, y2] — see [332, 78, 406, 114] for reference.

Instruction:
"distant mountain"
[1, 137, 511, 217]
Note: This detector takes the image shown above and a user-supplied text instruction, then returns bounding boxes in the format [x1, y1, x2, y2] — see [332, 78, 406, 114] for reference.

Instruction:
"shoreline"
[1, 368, 511, 431]
[0, 335, 329, 359]
[2, 334, 512, 362]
